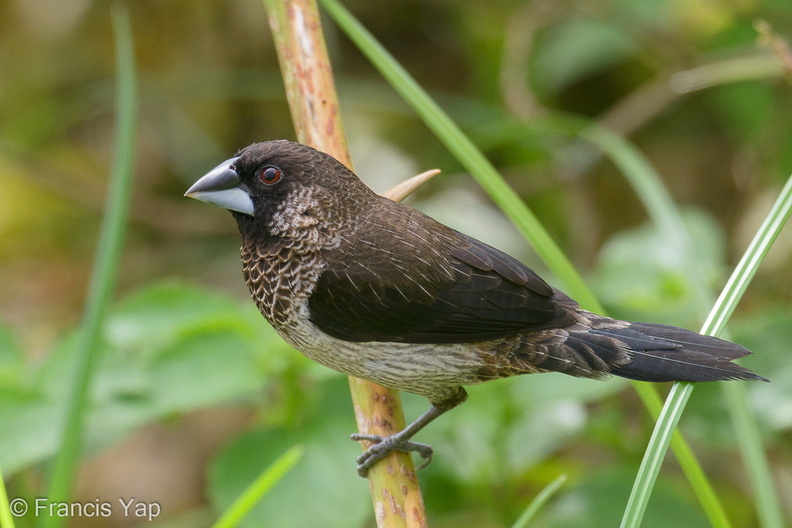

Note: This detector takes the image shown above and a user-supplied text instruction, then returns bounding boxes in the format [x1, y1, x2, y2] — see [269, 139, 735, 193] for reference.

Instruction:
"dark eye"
[258, 166, 282, 185]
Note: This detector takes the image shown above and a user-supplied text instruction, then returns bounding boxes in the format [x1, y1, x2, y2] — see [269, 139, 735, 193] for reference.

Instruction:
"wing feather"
[308, 211, 576, 343]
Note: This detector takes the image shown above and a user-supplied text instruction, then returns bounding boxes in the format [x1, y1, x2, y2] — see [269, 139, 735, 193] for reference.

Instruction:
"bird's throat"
[240, 241, 324, 330]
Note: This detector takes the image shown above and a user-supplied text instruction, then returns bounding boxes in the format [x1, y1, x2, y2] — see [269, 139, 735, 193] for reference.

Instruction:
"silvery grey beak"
[184, 157, 254, 216]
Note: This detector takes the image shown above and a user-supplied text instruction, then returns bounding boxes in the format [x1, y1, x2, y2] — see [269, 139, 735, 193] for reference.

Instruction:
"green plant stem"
[578, 125, 714, 312]
[511, 474, 568, 528]
[581, 120, 784, 528]
[576, 123, 731, 528]
[621, 382, 695, 528]
[0, 465, 16, 528]
[43, 5, 137, 527]
[628, 383, 730, 528]
[671, 54, 784, 94]
[541, 115, 781, 528]
[212, 446, 304, 528]
[708, 175, 792, 528]
[512, 111, 775, 528]
[703, 176, 792, 333]
[621, 175, 792, 528]
[724, 384, 782, 528]
[708, 174, 792, 528]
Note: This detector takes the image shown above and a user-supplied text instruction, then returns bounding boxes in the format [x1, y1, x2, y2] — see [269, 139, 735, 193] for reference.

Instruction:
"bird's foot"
[351, 433, 433, 477]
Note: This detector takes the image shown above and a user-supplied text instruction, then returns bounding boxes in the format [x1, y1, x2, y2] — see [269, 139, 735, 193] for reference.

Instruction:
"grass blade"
[585, 119, 786, 528]
[702, 175, 792, 335]
[620, 382, 695, 528]
[578, 125, 714, 311]
[723, 384, 783, 528]
[705, 175, 792, 528]
[576, 124, 732, 528]
[549, 117, 782, 528]
[511, 474, 568, 528]
[43, 5, 137, 526]
[211, 446, 304, 528]
[0, 464, 16, 528]
[621, 175, 792, 528]
[625, 383, 732, 528]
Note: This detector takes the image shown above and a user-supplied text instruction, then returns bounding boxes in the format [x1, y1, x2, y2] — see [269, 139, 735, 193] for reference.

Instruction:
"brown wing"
[308, 227, 577, 343]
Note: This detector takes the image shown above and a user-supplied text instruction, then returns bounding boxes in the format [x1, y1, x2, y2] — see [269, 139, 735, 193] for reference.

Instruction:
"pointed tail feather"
[570, 320, 767, 383]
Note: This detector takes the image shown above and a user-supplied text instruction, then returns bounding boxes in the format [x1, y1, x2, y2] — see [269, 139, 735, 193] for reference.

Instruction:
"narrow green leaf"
[621, 174, 792, 528]
[576, 125, 732, 528]
[554, 118, 780, 528]
[702, 175, 792, 337]
[578, 125, 714, 312]
[43, 5, 137, 527]
[212, 446, 304, 528]
[724, 382, 783, 528]
[705, 175, 792, 528]
[621, 382, 695, 528]
[0, 464, 16, 528]
[511, 474, 568, 528]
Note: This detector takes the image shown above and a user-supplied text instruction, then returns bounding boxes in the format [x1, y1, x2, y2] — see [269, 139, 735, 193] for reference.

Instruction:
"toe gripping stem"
[351, 389, 467, 477]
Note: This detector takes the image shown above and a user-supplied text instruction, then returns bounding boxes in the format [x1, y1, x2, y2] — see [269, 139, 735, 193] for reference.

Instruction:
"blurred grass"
[0, 465, 15, 528]
[708, 175, 792, 528]
[211, 446, 303, 528]
[43, 5, 137, 527]
[624, 168, 792, 528]
[510, 473, 568, 528]
[580, 124, 783, 528]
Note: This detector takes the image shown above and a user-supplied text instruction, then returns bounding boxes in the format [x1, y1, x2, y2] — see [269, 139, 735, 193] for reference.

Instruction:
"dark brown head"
[185, 140, 377, 247]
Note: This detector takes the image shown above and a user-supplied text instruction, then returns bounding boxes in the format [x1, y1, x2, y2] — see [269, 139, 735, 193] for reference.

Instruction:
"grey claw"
[351, 433, 434, 477]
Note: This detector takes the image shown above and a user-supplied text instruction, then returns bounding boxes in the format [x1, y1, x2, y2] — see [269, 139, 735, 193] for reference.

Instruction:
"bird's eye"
[258, 166, 283, 185]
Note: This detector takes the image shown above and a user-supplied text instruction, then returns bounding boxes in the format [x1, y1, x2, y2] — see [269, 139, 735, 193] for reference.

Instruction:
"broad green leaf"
[208, 380, 368, 528]
[106, 281, 270, 352]
[0, 390, 61, 475]
[530, 18, 638, 98]
[0, 281, 299, 477]
[0, 324, 24, 389]
[592, 208, 726, 325]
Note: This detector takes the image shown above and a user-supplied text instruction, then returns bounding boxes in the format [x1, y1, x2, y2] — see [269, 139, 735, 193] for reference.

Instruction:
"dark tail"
[565, 319, 768, 383]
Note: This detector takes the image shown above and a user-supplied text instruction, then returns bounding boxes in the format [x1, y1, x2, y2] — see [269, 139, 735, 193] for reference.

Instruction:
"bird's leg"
[352, 388, 467, 477]
[352, 406, 442, 476]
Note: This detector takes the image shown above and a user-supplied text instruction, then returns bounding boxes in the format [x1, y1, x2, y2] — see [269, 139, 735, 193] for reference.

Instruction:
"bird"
[185, 139, 766, 476]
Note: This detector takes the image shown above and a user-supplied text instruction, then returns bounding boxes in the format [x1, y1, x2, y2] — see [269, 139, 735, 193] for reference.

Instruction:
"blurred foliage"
[1, 0, 792, 527]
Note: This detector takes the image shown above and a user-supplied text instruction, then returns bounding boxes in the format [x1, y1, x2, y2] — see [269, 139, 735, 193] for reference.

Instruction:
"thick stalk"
[261, 1, 428, 526]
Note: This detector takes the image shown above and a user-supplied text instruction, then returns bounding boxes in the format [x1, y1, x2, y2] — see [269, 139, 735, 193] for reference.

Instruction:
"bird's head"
[185, 140, 374, 245]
